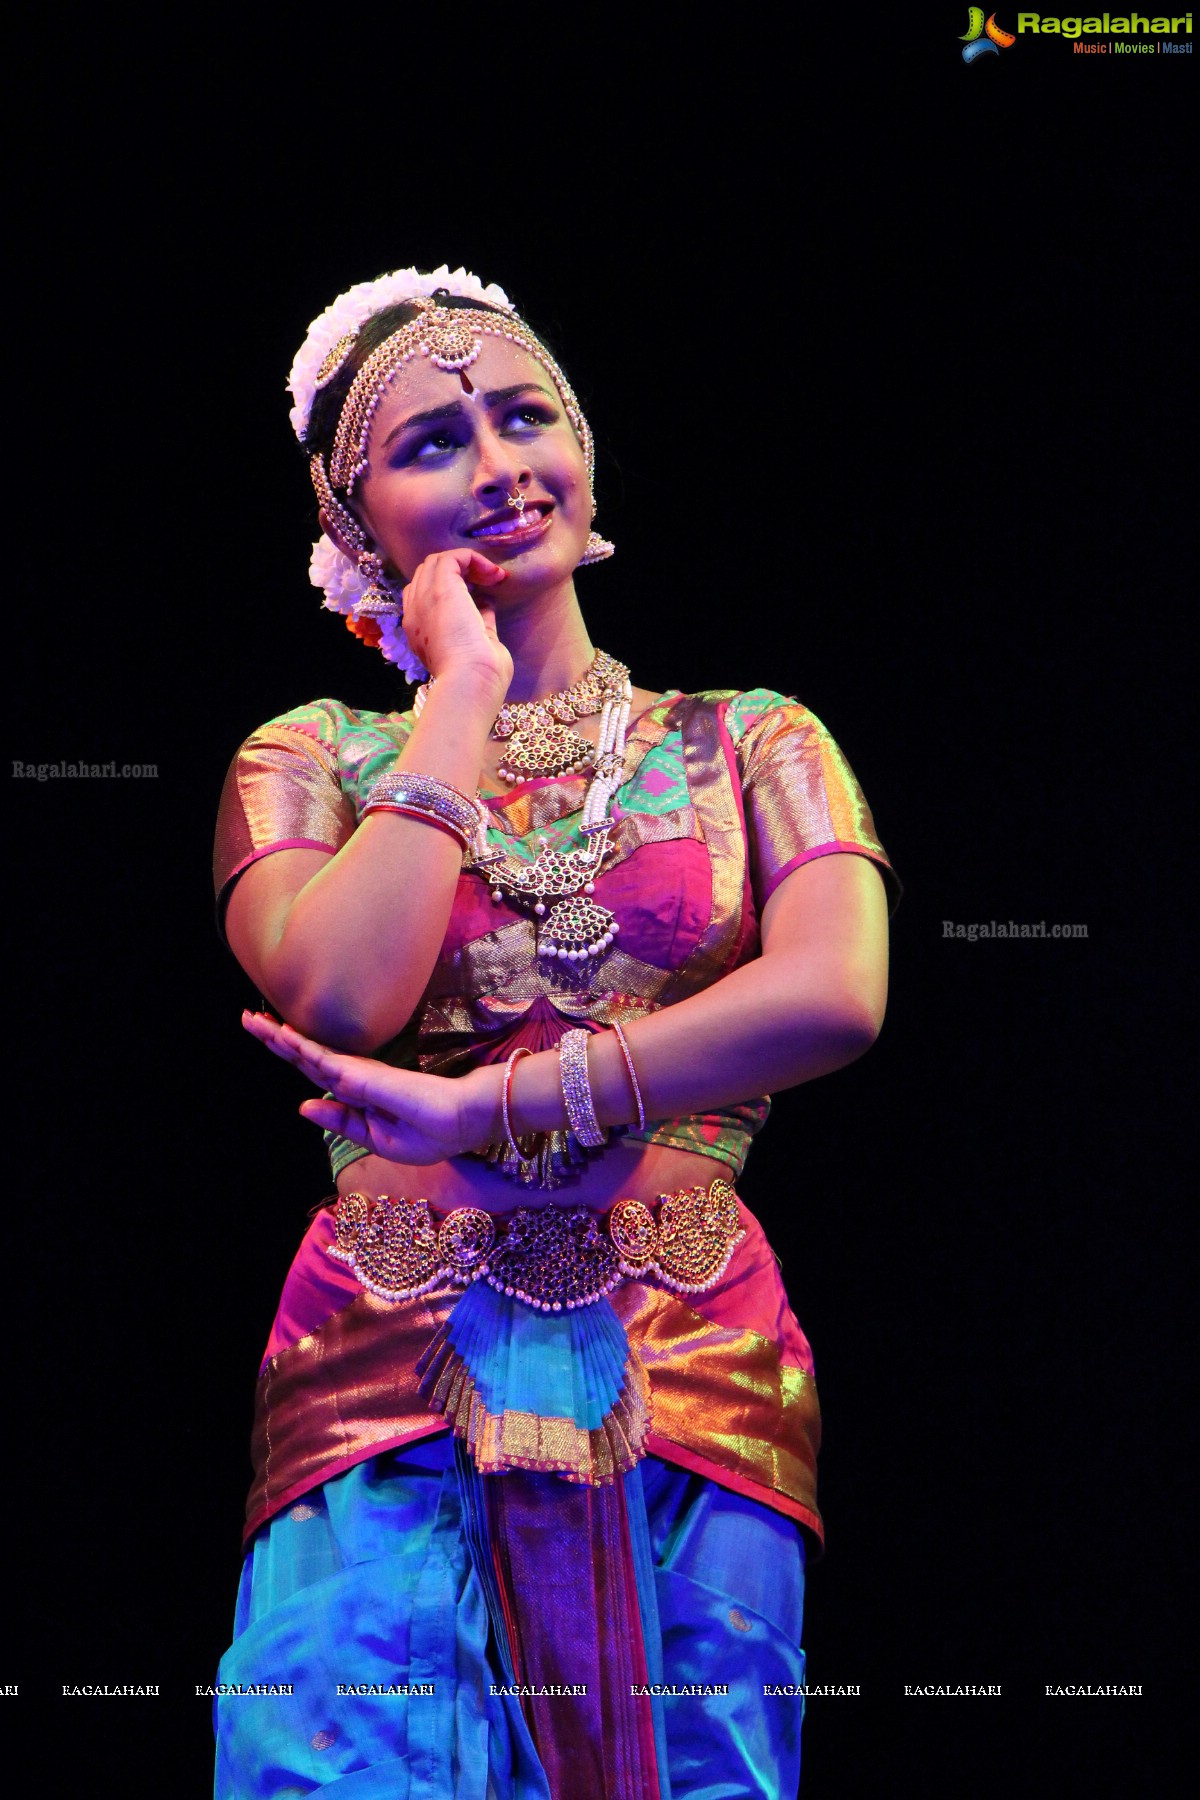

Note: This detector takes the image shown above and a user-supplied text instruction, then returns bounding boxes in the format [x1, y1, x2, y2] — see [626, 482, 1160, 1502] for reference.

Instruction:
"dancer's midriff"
[335, 1140, 732, 1217]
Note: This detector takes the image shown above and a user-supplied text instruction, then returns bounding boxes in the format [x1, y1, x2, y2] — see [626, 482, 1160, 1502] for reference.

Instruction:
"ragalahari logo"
[961, 8, 1017, 57]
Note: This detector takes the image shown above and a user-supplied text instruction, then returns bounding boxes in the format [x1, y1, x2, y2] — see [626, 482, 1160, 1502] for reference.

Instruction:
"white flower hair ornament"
[290, 265, 613, 681]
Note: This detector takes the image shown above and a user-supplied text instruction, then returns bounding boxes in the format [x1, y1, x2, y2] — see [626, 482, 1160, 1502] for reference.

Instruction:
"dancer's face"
[352, 337, 592, 594]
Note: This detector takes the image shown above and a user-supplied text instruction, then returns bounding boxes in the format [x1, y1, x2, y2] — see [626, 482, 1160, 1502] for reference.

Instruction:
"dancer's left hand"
[241, 1011, 497, 1164]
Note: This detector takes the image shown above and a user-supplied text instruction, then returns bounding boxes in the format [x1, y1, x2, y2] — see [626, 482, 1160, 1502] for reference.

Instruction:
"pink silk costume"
[213, 686, 898, 1552]
[213, 686, 897, 1796]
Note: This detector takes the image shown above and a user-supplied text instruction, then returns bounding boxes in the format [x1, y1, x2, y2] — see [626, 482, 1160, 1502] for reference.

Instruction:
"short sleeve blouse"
[214, 688, 898, 1178]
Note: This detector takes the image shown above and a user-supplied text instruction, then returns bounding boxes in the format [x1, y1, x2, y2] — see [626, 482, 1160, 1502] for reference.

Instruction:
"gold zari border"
[245, 1277, 819, 1543]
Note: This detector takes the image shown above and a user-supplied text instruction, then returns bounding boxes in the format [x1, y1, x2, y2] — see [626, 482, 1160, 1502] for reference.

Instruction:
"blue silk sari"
[214, 1439, 805, 1798]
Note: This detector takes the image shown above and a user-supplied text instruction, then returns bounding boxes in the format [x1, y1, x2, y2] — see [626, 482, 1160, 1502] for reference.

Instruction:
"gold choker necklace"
[490, 650, 630, 782]
[414, 650, 631, 782]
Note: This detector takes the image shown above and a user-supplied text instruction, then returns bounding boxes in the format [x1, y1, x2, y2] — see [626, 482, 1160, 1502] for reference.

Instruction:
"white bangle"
[558, 1028, 605, 1148]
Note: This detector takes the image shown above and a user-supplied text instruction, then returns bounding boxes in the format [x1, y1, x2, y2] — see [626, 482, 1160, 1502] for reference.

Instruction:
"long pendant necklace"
[483, 675, 632, 962]
[413, 651, 633, 962]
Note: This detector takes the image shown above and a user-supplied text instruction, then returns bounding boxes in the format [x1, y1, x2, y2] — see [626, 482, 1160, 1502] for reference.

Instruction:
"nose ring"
[505, 490, 526, 514]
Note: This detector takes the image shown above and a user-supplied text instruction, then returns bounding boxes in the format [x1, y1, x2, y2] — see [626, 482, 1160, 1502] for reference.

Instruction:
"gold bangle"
[362, 770, 482, 852]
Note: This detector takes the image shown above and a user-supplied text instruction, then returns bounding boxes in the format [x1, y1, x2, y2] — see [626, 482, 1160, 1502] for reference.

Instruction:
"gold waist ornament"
[327, 1179, 745, 1313]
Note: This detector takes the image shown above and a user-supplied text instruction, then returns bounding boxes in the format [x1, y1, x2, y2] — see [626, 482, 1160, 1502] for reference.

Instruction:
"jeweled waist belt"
[327, 1179, 744, 1313]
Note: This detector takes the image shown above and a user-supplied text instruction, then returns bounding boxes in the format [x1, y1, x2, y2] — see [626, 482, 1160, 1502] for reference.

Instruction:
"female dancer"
[212, 265, 897, 1798]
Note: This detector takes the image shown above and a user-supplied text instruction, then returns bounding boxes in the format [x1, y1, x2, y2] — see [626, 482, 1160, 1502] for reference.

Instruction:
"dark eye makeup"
[398, 401, 560, 465]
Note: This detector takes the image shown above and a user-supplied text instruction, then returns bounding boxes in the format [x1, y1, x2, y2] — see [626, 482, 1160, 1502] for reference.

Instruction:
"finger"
[272, 1019, 338, 1064]
[425, 547, 507, 588]
[460, 551, 507, 586]
[243, 1010, 319, 1050]
[243, 1012, 352, 1090]
[328, 1063, 422, 1116]
[299, 1097, 372, 1145]
[285, 1047, 407, 1115]
[243, 1012, 319, 1066]
[242, 1012, 318, 1071]
[241, 1008, 282, 1039]
[296, 1047, 379, 1100]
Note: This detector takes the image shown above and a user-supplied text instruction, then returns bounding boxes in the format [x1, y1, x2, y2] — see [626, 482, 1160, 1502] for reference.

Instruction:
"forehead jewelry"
[322, 298, 595, 496]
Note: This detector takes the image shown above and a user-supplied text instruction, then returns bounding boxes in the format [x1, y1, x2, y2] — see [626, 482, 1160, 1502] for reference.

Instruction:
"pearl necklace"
[481, 676, 632, 962]
[414, 656, 633, 963]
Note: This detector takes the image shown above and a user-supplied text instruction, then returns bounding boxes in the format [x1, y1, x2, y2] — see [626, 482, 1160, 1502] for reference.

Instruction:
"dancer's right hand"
[400, 548, 512, 699]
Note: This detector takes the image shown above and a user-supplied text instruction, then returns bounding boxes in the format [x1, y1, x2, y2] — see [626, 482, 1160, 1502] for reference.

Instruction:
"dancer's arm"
[226, 551, 510, 1051]
[243, 851, 889, 1164]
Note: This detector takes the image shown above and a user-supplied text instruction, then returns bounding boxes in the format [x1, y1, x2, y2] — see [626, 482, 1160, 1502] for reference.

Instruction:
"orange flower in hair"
[346, 615, 383, 647]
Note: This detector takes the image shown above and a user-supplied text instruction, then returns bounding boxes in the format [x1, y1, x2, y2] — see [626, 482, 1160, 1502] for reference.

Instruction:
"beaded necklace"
[413, 651, 632, 963]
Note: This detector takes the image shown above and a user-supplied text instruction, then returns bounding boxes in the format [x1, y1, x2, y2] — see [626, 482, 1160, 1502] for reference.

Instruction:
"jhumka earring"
[354, 550, 402, 618]
[578, 531, 616, 565]
[310, 453, 402, 619]
[578, 495, 615, 565]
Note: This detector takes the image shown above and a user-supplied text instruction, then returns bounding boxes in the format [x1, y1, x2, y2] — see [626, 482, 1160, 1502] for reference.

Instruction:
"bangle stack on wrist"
[472, 1023, 648, 1188]
[362, 771, 487, 858]
[558, 1028, 607, 1148]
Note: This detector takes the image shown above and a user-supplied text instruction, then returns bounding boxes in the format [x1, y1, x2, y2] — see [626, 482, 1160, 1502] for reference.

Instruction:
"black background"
[7, 13, 1192, 1796]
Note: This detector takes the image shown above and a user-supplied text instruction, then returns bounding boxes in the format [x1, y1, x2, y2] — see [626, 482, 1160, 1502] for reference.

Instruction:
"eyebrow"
[380, 383, 556, 450]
